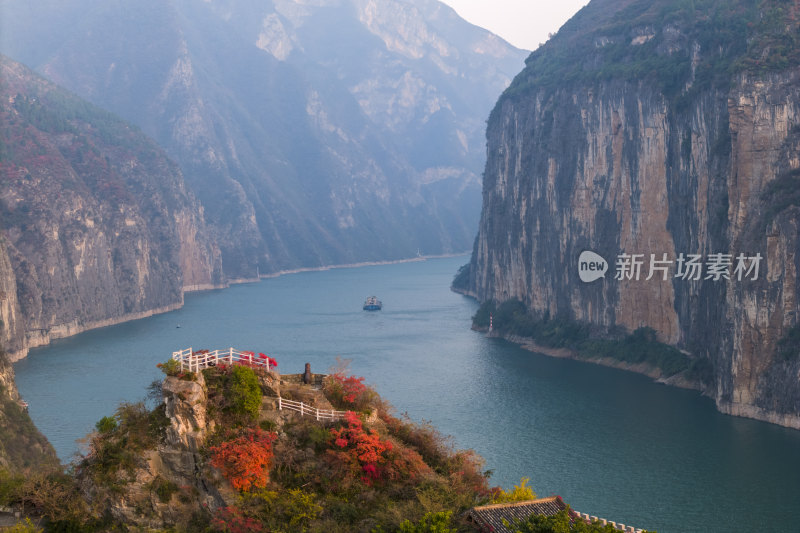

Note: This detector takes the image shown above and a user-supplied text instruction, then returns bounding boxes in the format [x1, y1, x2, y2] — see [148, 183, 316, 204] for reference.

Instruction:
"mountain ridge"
[0, 0, 527, 278]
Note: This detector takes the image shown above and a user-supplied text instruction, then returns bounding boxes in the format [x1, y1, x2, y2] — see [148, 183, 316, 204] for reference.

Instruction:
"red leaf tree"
[328, 411, 393, 485]
[209, 428, 277, 492]
[324, 373, 374, 410]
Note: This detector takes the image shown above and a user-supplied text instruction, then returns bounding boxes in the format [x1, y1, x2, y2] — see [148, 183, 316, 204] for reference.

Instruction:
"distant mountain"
[0, 0, 527, 277]
[0, 56, 222, 360]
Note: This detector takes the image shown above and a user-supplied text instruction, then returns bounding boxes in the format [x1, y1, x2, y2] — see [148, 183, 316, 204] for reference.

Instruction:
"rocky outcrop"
[157, 374, 228, 514]
[80, 373, 228, 528]
[162, 376, 210, 453]
[0, 0, 527, 277]
[467, 0, 800, 427]
[0, 56, 223, 360]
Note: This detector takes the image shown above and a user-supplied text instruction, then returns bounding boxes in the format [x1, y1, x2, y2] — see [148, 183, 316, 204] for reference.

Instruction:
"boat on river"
[363, 296, 382, 311]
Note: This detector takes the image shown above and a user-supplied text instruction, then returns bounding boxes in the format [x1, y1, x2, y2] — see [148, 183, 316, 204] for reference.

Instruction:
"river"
[13, 255, 800, 532]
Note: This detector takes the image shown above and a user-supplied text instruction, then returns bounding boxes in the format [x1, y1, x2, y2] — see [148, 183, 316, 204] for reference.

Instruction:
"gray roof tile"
[467, 496, 569, 533]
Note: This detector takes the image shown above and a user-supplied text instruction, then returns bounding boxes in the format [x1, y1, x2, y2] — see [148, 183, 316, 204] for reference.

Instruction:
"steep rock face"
[0, 351, 59, 471]
[0, 0, 527, 277]
[0, 238, 23, 356]
[468, 0, 800, 427]
[0, 57, 223, 360]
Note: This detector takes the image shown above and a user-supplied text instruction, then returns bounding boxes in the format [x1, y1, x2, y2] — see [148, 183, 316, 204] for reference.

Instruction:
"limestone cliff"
[466, 0, 800, 427]
[0, 57, 223, 360]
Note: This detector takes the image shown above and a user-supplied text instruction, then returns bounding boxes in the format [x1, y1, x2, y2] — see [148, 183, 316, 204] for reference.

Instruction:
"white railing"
[574, 512, 645, 533]
[172, 347, 277, 373]
[278, 397, 349, 421]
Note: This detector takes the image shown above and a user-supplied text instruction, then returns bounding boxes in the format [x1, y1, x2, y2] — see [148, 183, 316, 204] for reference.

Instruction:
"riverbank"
[477, 325, 800, 431]
[256, 252, 468, 280]
[7, 302, 183, 363]
[503, 335, 703, 392]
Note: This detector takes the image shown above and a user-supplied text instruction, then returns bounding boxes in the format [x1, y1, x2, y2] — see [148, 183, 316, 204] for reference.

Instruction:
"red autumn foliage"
[257, 352, 278, 368]
[328, 411, 393, 485]
[325, 372, 374, 410]
[334, 373, 367, 404]
[210, 506, 265, 533]
[209, 428, 277, 492]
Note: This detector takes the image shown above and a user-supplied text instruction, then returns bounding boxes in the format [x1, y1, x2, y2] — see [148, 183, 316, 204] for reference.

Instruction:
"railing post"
[229, 347, 233, 364]
[278, 397, 282, 410]
[316, 408, 320, 421]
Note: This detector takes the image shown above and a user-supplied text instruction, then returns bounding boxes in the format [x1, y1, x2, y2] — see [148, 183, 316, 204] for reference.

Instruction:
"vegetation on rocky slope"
[500, 0, 800, 107]
[0, 353, 659, 532]
[472, 300, 712, 385]
[0, 352, 59, 475]
[0, 358, 531, 531]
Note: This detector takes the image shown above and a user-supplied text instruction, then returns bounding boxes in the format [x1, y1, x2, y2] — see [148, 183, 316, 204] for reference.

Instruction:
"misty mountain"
[0, 0, 526, 278]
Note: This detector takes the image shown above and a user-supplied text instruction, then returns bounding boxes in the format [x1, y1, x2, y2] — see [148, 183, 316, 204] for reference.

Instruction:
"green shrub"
[398, 511, 456, 533]
[157, 358, 181, 377]
[95, 416, 117, 434]
[228, 365, 262, 421]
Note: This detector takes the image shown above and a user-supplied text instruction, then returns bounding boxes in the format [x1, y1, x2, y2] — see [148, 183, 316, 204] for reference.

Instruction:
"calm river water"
[14, 255, 800, 532]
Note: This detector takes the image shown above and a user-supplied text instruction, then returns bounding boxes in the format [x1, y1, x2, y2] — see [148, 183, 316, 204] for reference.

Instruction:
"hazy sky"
[440, 0, 588, 51]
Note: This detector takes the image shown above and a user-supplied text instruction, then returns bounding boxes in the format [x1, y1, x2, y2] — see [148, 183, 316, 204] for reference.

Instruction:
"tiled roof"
[467, 496, 568, 533]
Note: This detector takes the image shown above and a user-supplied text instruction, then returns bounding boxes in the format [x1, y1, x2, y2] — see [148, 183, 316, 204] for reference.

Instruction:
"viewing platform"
[171, 347, 277, 373]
